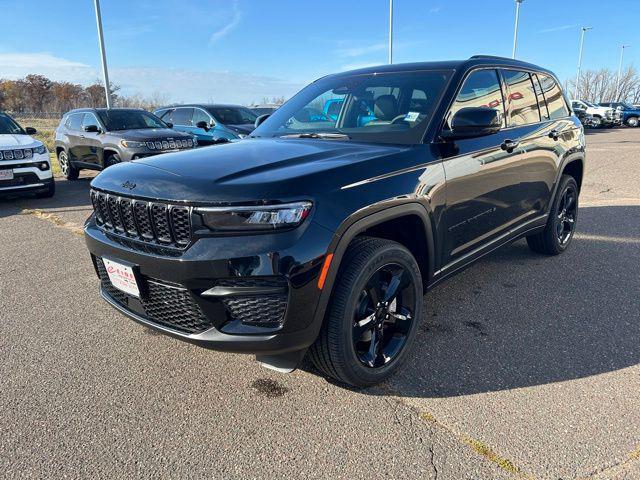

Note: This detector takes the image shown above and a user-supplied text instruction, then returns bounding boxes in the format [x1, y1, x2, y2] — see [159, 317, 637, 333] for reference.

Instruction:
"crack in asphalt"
[20, 208, 84, 236]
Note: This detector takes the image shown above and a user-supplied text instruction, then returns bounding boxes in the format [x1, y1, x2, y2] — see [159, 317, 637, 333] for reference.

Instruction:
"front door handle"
[548, 129, 560, 140]
[501, 139, 519, 152]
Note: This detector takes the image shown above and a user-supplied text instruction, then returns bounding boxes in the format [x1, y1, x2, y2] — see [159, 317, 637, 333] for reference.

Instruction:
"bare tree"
[571, 65, 640, 102]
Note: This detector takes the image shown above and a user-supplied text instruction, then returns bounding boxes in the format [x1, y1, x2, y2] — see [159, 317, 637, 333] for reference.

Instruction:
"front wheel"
[308, 237, 423, 387]
[58, 150, 79, 180]
[527, 175, 578, 255]
[103, 153, 122, 169]
[626, 116, 639, 127]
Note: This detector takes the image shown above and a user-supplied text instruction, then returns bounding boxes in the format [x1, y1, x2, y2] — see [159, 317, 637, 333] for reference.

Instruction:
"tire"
[591, 116, 602, 128]
[308, 236, 423, 387]
[57, 150, 79, 180]
[626, 116, 639, 127]
[527, 175, 579, 255]
[103, 152, 122, 169]
[35, 181, 55, 198]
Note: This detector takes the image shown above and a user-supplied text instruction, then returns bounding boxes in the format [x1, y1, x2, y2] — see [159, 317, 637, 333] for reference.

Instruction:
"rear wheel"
[527, 175, 578, 255]
[308, 237, 423, 387]
[591, 116, 602, 128]
[58, 150, 79, 180]
[626, 116, 639, 127]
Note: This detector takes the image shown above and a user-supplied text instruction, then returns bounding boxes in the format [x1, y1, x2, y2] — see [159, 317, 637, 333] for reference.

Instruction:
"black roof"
[330, 55, 553, 78]
[64, 107, 148, 115]
[155, 103, 249, 111]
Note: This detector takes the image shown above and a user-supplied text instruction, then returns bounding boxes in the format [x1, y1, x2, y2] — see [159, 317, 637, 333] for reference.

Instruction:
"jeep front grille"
[91, 189, 192, 248]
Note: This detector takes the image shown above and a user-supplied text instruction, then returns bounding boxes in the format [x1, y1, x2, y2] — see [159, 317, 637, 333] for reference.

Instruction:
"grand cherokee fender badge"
[122, 181, 137, 190]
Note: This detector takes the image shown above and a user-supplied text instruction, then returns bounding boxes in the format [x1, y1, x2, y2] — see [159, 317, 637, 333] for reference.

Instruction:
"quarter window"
[537, 74, 569, 120]
[447, 69, 505, 129]
[501, 70, 540, 126]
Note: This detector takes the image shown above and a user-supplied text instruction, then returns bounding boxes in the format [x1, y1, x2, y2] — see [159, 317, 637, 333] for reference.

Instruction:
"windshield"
[0, 114, 25, 135]
[97, 110, 167, 131]
[252, 69, 452, 145]
[620, 102, 634, 109]
[207, 107, 258, 125]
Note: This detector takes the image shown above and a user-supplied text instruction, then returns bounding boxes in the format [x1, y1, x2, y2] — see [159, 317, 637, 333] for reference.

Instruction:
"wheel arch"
[311, 203, 435, 329]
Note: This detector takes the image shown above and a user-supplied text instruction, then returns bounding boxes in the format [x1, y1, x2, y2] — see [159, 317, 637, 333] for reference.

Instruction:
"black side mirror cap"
[83, 124, 99, 133]
[442, 107, 502, 140]
[25, 127, 37, 135]
[196, 120, 210, 131]
[255, 114, 270, 128]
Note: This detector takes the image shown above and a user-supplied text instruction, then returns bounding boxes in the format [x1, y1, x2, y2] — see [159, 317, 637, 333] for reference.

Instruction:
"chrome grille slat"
[91, 189, 192, 249]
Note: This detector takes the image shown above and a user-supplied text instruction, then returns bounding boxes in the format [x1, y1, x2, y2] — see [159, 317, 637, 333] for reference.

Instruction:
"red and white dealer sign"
[103, 258, 140, 297]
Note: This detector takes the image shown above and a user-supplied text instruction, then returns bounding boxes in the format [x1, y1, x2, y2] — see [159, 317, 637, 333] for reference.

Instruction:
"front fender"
[310, 202, 436, 330]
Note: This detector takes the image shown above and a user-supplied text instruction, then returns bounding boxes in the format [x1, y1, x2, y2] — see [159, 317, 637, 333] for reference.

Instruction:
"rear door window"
[537, 74, 569, 120]
[501, 70, 541, 126]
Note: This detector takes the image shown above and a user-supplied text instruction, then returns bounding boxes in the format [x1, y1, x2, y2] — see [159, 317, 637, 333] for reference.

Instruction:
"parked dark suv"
[55, 108, 196, 180]
[85, 56, 585, 387]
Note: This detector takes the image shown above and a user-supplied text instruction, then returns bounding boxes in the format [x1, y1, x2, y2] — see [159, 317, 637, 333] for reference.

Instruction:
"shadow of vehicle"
[311, 205, 640, 396]
[0, 176, 94, 219]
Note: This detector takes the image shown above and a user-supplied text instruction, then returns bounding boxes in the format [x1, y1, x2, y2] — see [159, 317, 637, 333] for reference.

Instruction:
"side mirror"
[255, 114, 270, 128]
[166, 122, 173, 128]
[441, 107, 502, 140]
[25, 127, 37, 135]
[83, 124, 99, 133]
[196, 120, 210, 131]
[213, 137, 230, 144]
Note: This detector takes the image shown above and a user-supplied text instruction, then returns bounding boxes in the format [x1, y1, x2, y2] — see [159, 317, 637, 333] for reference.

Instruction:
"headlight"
[34, 144, 47, 155]
[120, 140, 146, 148]
[196, 201, 312, 232]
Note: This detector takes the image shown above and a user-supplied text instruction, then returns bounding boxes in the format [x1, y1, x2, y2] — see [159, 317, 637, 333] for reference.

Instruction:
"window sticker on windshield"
[404, 111, 420, 122]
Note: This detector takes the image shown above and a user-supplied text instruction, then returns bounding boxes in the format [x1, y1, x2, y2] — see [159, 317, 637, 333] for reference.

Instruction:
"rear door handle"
[500, 139, 519, 152]
[548, 129, 560, 140]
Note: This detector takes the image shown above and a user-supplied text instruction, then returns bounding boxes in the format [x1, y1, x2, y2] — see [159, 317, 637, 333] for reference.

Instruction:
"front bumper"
[84, 216, 334, 355]
[0, 153, 53, 193]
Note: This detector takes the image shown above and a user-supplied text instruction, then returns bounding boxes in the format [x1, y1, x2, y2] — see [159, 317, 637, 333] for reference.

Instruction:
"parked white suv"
[571, 100, 616, 127]
[0, 112, 54, 198]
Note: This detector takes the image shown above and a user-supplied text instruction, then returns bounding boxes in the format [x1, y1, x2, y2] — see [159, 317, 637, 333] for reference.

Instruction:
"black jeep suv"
[54, 108, 196, 180]
[85, 56, 585, 387]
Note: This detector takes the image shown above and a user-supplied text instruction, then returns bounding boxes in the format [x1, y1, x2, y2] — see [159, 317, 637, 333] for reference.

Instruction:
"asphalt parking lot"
[1, 128, 639, 479]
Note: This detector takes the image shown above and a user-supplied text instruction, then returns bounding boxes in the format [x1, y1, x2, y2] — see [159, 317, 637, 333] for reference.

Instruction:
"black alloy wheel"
[527, 174, 579, 255]
[555, 184, 577, 246]
[308, 237, 423, 387]
[352, 263, 416, 369]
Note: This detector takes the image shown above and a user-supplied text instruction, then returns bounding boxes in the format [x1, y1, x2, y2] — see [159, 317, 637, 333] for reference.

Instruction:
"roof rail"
[469, 54, 514, 60]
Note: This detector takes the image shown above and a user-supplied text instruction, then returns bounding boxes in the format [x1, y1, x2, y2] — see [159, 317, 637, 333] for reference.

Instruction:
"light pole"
[512, 0, 524, 59]
[388, 0, 394, 64]
[574, 27, 592, 99]
[616, 44, 631, 101]
[94, 0, 112, 108]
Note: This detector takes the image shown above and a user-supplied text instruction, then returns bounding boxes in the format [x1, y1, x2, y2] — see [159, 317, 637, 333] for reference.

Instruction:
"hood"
[91, 137, 409, 203]
[116, 128, 192, 140]
[226, 124, 255, 135]
[0, 134, 37, 147]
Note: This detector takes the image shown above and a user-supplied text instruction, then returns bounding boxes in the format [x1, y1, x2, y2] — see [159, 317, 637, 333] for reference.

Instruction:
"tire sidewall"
[627, 116, 639, 127]
[332, 243, 423, 385]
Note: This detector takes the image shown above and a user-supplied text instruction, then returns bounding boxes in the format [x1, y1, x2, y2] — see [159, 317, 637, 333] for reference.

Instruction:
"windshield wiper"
[280, 132, 351, 140]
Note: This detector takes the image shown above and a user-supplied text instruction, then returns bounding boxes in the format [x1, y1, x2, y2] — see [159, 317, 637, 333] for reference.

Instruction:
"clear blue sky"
[0, 0, 634, 104]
